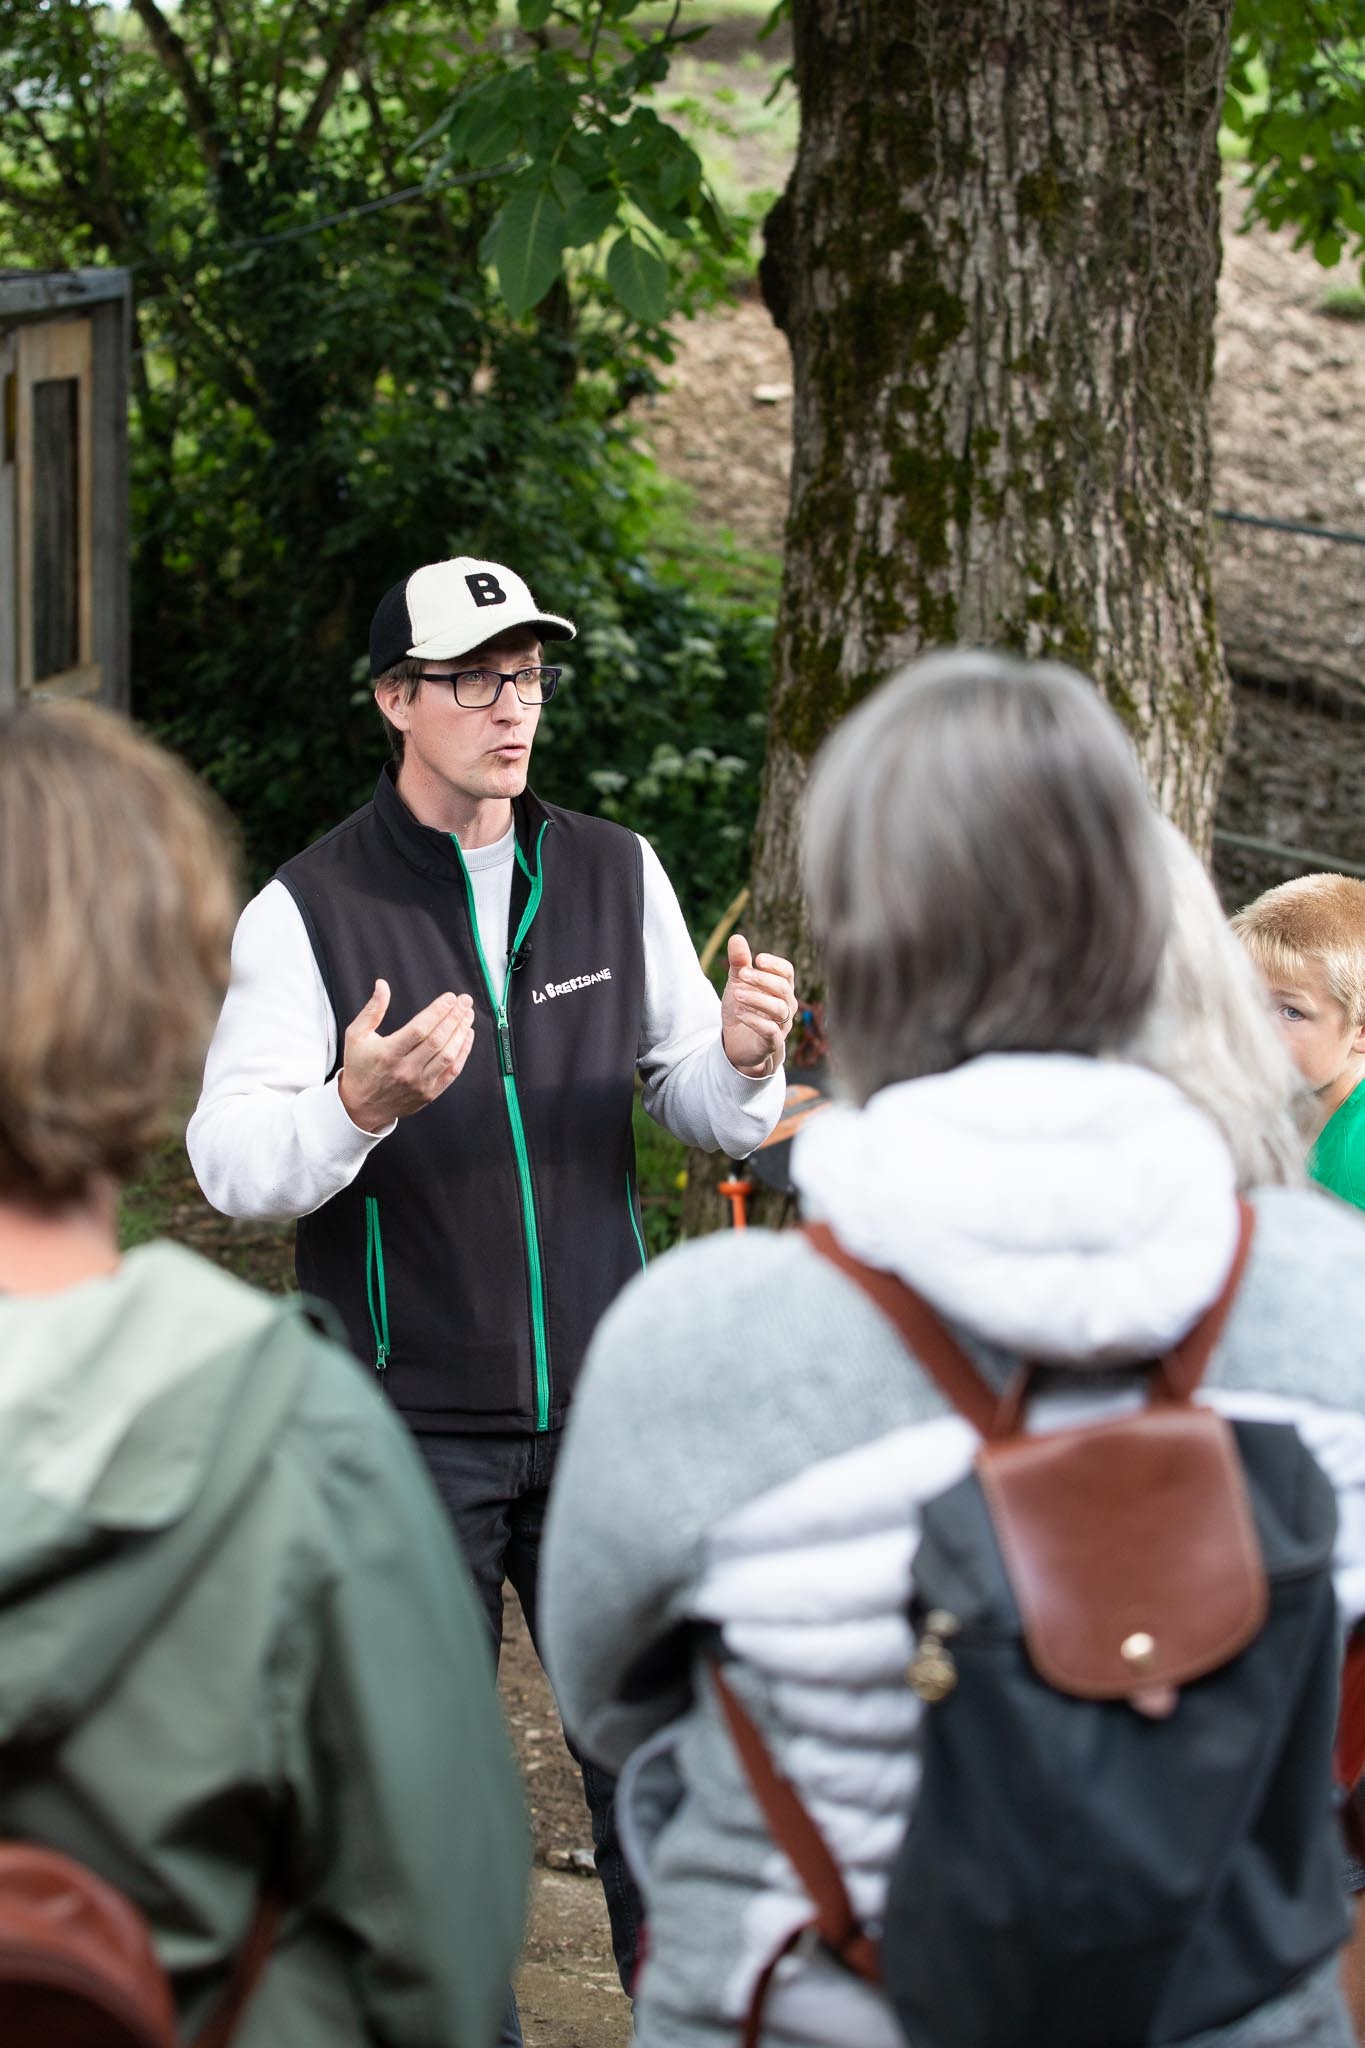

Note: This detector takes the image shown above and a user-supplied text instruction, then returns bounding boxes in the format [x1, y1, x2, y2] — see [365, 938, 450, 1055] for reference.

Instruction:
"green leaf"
[518, 0, 554, 25]
[633, 186, 692, 240]
[696, 190, 730, 249]
[627, 42, 671, 90]
[606, 230, 668, 323]
[658, 142, 701, 209]
[466, 118, 522, 168]
[549, 163, 585, 208]
[562, 189, 620, 248]
[611, 110, 670, 178]
[494, 183, 567, 317]
[411, 101, 459, 154]
[1314, 229, 1345, 267]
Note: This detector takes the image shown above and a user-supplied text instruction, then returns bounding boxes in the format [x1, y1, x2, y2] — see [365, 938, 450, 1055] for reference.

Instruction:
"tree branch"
[0, 176, 77, 223]
[92, 34, 114, 201]
[0, 73, 171, 286]
[267, 0, 309, 164]
[127, 0, 224, 176]
[0, 86, 106, 229]
[139, 274, 266, 416]
[54, 4, 97, 143]
[205, 0, 242, 82]
[0, 178, 69, 268]
[356, 57, 404, 187]
[295, 0, 399, 153]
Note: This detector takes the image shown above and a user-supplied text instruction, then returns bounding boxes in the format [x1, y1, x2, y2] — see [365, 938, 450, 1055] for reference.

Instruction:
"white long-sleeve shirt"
[188, 826, 783, 1223]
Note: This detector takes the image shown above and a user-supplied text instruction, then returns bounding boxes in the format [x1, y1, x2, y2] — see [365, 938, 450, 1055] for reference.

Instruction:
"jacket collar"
[372, 763, 551, 883]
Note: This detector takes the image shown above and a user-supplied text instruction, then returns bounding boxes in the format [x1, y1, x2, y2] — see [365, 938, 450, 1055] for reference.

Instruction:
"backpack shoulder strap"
[707, 1653, 880, 2048]
[805, 1199, 1256, 1430]
[803, 1222, 1013, 1438]
[709, 1660, 875, 1973]
[192, 1885, 284, 2048]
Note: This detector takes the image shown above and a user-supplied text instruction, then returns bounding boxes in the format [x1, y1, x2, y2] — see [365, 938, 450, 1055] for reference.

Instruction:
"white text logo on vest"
[532, 967, 613, 1004]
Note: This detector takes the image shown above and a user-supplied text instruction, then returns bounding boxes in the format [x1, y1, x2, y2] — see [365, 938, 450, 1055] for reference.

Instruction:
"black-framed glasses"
[415, 665, 561, 708]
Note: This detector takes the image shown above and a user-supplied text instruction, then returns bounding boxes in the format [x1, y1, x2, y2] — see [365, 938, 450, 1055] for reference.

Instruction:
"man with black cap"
[188, 555, 795, 2024]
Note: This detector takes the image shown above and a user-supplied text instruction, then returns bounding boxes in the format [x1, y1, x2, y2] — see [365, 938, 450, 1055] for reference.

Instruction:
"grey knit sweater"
[543, 1182, 1365, 2048]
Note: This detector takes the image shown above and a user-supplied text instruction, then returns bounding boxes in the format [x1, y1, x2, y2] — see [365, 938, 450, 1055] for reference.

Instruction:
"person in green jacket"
[0, 702, 527, 2047]
[1233, 872, 1365, 1212]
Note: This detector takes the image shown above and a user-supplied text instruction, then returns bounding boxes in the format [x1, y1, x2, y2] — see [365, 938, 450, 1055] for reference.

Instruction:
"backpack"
[0, 1840, 279, 2047]
[710, 1203, 1349, 2048]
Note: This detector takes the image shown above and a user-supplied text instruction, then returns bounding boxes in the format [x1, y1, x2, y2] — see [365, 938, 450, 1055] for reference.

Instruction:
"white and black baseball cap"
[369, 557, 575, 678]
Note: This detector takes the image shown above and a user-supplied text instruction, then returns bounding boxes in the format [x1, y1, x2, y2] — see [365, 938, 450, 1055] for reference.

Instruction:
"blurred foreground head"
[0, 705, 236, 1204]
[802, 649, 1170, 1103]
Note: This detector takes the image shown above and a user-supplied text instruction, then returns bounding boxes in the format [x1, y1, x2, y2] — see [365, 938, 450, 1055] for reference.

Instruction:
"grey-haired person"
[542, 650, 1365, 2048]
[187, 555, 796, 2019]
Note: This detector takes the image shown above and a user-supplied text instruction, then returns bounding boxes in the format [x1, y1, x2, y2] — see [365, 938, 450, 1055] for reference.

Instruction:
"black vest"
[278, 768, 647, 1434]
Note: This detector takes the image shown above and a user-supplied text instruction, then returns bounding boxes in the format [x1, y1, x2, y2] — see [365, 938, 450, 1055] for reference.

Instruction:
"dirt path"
[518, 1868, 630, 2048]
[502, 1606, 633, 2047]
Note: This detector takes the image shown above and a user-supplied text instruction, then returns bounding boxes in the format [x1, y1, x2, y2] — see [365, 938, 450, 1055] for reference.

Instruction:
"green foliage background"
[0, 0, 775, 934]
[1226, 0, 1365, 275]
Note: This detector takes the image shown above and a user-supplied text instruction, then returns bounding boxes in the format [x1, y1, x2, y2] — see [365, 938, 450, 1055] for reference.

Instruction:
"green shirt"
[1310, 1075, 1365, 1213]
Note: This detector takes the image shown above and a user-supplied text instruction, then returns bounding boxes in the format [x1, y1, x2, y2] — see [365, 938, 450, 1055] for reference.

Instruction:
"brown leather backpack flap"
[0, 1839, 281, 2048]
[0, 1843, 178, 2048]
[977, 1404, 1268, 1703]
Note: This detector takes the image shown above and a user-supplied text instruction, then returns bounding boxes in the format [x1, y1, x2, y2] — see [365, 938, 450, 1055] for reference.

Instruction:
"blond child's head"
[1231, 874, 1365, 1116]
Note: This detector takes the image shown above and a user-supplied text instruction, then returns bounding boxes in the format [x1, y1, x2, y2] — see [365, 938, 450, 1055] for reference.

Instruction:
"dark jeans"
[417, 1428, 643, 2040]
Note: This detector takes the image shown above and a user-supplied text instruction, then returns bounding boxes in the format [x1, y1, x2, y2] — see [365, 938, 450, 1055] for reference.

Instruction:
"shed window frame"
[14, 315, 100, 701]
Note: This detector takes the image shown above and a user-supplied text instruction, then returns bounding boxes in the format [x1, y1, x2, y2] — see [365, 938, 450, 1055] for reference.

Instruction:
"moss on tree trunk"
[684, 0, 1234, 1238]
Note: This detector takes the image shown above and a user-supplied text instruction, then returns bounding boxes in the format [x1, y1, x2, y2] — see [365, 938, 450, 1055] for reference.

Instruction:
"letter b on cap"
[466, 572, 506, 609]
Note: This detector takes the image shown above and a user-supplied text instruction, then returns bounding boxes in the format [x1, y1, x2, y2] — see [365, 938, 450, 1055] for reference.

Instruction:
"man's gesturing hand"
[721, 934, 797, 1079]
[338, 980, 476, 1134]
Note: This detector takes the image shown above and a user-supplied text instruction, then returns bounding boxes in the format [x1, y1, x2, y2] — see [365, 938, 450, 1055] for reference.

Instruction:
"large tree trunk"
[684, 0, 1234, 1236]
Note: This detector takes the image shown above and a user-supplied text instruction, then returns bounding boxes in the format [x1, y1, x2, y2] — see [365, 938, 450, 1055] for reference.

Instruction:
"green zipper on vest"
[626, 1171, 648, 1271]
[452, 822, 552, 1430]
[364, 1195, 390, 1373]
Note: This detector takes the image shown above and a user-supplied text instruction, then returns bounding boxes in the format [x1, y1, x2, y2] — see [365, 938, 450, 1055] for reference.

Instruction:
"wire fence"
[1210, 506, 1364, 911]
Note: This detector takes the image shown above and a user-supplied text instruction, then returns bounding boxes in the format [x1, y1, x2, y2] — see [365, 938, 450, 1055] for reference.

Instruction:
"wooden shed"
[0, 268, 130, 712]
